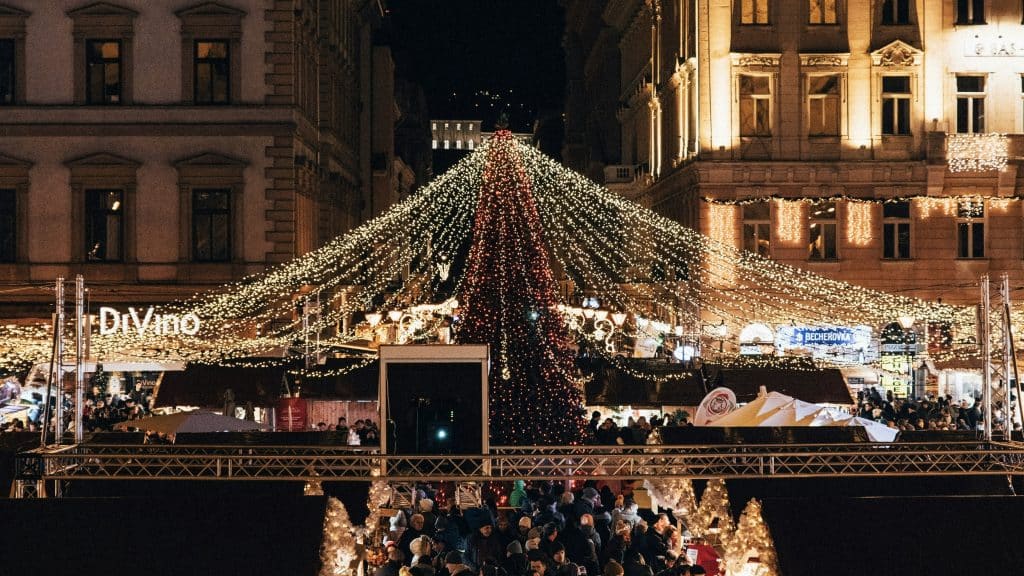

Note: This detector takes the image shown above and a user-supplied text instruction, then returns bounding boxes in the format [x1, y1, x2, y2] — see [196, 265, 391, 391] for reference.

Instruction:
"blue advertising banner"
[789, 326, 856, 347]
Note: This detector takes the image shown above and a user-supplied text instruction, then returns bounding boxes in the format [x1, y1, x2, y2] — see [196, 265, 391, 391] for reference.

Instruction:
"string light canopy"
[0, 133, 988, 375]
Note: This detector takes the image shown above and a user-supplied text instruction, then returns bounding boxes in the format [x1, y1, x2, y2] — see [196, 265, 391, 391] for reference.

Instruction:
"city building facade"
[0, 0, 411, 319]
[563, 0, 1024, 398]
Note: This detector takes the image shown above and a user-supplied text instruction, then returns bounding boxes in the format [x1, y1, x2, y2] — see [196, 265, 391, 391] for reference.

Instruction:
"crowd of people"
[374, 481, 718, 576]
[315, 417, 381, 445]
[587, 411, 691, 446]
[0, 376, 154, 435]
[854, 387, 1015, 432]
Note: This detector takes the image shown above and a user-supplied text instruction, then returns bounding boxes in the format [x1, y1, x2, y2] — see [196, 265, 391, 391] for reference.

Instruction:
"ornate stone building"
[0, 0, 412, 318]
[563, 0, 1024, 309]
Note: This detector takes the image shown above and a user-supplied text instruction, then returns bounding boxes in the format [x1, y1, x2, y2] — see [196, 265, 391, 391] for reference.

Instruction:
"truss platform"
[12, 440, 1024, 498]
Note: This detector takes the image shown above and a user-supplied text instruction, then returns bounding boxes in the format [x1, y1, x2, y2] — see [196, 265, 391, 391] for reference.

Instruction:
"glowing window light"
[846, 201, 873, 246]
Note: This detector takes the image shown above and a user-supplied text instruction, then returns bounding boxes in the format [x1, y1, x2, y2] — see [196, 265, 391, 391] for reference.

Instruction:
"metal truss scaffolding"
[13, 440, 1024, 498]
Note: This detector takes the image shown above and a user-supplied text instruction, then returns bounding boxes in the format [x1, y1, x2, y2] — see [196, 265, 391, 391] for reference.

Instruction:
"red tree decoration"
[456, 131, 586, 446]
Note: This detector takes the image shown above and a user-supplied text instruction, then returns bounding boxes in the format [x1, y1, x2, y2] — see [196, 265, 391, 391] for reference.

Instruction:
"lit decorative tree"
[724, 499, 780, 576]
[646, 478, 699, 527]
[319, 497, 358, 576]
[691, 478, 736, 544]
[456, 131, 587, 446]
[362, 480, 392, 539]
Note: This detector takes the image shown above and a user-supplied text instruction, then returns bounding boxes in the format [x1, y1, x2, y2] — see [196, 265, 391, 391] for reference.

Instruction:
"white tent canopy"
[706, 389, 899, 442]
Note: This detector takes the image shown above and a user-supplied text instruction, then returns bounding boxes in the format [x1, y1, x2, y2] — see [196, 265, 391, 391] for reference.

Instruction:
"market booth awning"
[154, 358, 379, 408]
[580, 358, 707, 406]
[705, 364, 854, 404]
[154, 365, 287, 408]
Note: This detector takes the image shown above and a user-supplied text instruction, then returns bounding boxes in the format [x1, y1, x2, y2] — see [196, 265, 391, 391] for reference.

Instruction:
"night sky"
[386, 0, 566, 133]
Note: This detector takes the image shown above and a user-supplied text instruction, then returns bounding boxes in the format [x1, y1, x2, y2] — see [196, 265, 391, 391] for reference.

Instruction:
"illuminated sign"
[790, 327, 856, 346]
[98, 306, 201, 336]
[965, 36, 1023, 57]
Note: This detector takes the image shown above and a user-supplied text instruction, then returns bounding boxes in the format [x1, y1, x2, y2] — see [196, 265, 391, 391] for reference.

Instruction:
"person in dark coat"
[418, 499, 438, 538]
[505, 540, 530, 576]
[444, 551, 474, 576]
[468, 522, 506, 572]
[644, 514, 670, 573]
[533, 497, 565, 532]
[622, 549, 654, 576]
[398, 514, 427, 565]
[375, 547, 406, 576]
[550, 542, 582, 576]
[600, 522, 630, 567]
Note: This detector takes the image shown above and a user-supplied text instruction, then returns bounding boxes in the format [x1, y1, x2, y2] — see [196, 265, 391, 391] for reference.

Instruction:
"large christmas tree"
[456, 131, 586, 445]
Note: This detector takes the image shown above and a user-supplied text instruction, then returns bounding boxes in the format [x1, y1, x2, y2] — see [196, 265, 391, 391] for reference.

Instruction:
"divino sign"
[98, 306, 201, 336]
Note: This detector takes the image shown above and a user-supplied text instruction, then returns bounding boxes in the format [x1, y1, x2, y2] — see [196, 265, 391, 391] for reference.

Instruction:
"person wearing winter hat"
[510, 479, 529, 509]
[468, 521, 505, 571]
[445, 551, 473, 576]
[516, 516, 533, 547]
[505, 540, 529, 576]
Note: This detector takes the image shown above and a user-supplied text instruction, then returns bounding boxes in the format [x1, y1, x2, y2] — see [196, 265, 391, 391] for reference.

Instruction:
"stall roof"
[703, 362, 854, 405]
[154, 365, 287, 408]
[581, 358, 707, 406]
[154, 357, 379, 408]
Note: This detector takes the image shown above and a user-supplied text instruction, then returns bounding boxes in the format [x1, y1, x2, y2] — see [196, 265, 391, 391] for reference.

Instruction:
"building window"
[192, 189, 230, 262]
[957, 200, 984, 258]
[809, 0, 837, 23]
[456, 123, 461, 130]
[808, 75, 840, 136]
[444, 140, 449, 149]
[739, 75, 771, 136]
[468, 124, 474, 131]
[743, 201, 771, 257]
[741, 0, 769, 23]
[881, 0, 910, 24]
[956, 0, 985, 24]
[0, 189, 13, 262]
[432, 139, 438, 149]
[85, 190, 123, 261]
[194, 40, 229, 104]
[86, 40, 121, 104]
[881, 76, 911, 135]
[0, 39, 13, 105]
[432, 123, 437, 130]
[456, 140, 462, 149]
[468, 139, 475, 149]
[808, 199, 837, 260]
[882, 201, 911, 259]
[956, 75, 985, 134]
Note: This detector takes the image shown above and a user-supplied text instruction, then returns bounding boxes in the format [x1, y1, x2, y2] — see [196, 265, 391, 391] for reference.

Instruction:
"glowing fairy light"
[775, 199, 802, 244]
[846, 201, 873, 246]
[946, 132, 1007, 173]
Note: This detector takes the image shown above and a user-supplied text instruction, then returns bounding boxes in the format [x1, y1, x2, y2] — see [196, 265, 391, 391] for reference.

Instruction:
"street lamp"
[897, 315, 917, 399]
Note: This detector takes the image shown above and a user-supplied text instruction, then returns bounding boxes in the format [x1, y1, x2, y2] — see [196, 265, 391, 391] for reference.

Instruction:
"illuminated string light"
[724, 498, 781, 576]
[846, 201, 873, 246]
[946, 132, 1008, 173]
[455, 131, 587, 445]
[774, 199, 802, 244]
[0, 135, 1006, 378]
